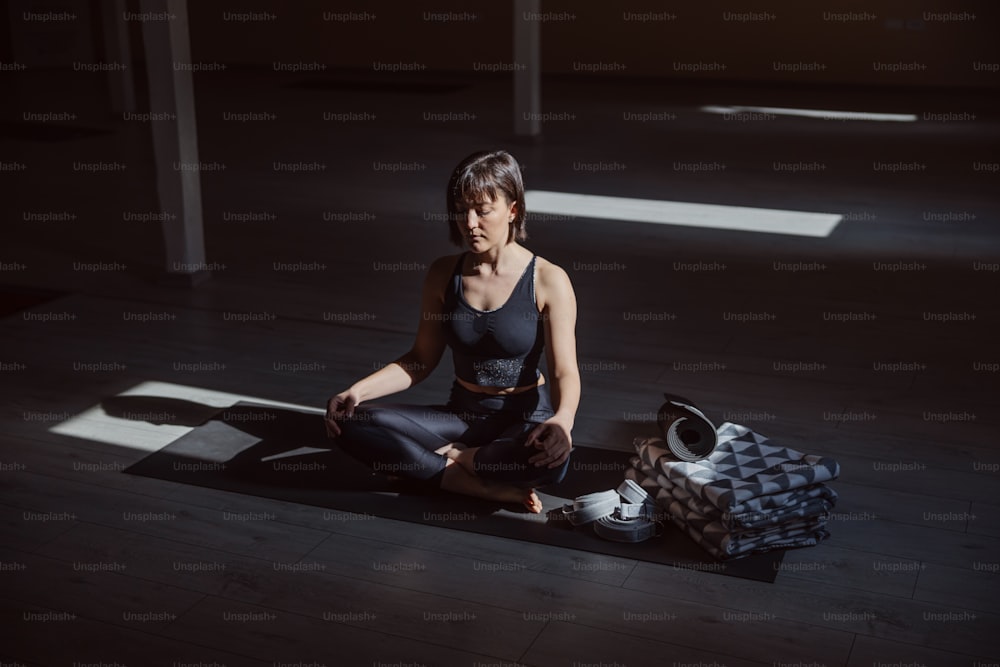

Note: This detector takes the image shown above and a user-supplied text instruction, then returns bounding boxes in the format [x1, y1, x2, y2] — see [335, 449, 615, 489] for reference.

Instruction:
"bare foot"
[434, 442, 468, 457]
[440, 464, 544, 514]
[494, 484, 543, 513]
[523, 490, 543, 513]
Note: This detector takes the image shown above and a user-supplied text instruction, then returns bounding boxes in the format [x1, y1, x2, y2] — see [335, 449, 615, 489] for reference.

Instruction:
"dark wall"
[7, 1, 997, 88]
[181, 0, 1000, 88]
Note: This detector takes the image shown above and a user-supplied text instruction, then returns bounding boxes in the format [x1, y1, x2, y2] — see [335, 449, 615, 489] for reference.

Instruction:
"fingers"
[526, 426, 550, 462]
[524, 423, 544, 447]
[341, 396, 357, 418]
[524, 421, 573, 467]
[528, 437, 571, 467]
[324, 393, 359, 438]
[547, 448, 572, 468]
[323, 410, 341, 438]
[529, 451, 567, 468]
[324, 396, 349, 438]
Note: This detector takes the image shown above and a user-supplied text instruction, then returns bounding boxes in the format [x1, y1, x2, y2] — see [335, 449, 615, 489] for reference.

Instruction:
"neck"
[470, 243, 519, 273]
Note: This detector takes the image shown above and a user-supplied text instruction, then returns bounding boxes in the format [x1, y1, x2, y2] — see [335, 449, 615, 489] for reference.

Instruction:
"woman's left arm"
[526, 261, 580, 468]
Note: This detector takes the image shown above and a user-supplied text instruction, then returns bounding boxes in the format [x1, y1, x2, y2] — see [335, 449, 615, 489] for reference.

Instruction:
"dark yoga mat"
[122, 400, 783, 582]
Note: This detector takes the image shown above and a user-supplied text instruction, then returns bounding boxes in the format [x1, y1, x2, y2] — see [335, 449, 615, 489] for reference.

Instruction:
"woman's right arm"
[325, 256, 453, 436]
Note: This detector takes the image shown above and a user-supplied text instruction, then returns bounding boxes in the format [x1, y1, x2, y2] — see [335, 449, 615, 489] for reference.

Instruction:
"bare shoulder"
[535, 255, 574, 287]
[429, 253, 463, 277]
[534, 255, 575, 309]
[425, 253, 462, 299]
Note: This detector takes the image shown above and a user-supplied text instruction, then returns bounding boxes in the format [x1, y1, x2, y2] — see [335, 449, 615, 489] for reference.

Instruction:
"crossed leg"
[334, 405, 546, 512]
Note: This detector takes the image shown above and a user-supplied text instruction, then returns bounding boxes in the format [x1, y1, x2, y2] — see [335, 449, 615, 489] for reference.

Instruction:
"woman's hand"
[525, 417, 573, 468]
[325, 388, 362, 438]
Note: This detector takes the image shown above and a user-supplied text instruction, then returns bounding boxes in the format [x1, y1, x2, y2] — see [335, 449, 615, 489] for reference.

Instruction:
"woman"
[325, 150, 580, 513]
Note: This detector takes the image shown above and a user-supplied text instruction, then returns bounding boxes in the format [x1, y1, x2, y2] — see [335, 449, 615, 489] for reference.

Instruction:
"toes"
[524, 491, 542, 514]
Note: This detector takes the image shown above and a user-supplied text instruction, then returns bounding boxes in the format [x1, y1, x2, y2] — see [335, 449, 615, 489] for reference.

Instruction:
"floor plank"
[624, 558, 999, 658]
[523, 620, 771, 667]
[0, 598, 274, 667]
[846, 633, 991, 667]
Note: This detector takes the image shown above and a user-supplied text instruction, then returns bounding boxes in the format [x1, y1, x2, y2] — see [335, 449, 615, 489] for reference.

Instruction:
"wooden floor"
[2, 67, 999, 665]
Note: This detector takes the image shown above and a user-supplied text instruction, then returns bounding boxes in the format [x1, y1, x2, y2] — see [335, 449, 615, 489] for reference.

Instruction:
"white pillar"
[513, 0, 541, 137]
[139, 0, 209, 286]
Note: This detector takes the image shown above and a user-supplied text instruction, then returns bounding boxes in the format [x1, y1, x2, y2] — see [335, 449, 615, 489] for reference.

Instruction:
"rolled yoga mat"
[656, 393, 718, 462]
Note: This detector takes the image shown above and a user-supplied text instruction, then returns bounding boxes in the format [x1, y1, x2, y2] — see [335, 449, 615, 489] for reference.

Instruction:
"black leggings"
[333, 382, 569, 489]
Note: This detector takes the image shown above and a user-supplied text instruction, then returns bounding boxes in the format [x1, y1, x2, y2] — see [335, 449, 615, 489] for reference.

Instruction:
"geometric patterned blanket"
[627, 463, 832, 560]
[635, 422, 840, 515]
[630, 422, 839, 560]
[632, 457, 837, 530]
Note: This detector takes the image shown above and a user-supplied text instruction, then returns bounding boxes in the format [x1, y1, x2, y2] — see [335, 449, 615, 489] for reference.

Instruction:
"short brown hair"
[446, 150, 527, 247]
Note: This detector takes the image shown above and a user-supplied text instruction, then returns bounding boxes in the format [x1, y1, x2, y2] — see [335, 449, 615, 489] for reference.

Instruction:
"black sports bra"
[441, 253, 544, 387]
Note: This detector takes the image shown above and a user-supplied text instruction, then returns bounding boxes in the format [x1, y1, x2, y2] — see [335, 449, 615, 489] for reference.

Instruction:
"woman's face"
[455, 193, 517, 252]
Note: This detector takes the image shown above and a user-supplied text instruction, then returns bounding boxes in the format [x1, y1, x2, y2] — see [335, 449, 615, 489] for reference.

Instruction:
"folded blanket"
[636, 422, 840, 515]
[628, 422, 839, 559]
[630, 456, 835, 530]
[628, 465, 831, 560]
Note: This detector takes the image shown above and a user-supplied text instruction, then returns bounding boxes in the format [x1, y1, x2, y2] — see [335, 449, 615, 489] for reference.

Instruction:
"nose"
[465, 209, 479, 229]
